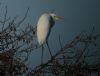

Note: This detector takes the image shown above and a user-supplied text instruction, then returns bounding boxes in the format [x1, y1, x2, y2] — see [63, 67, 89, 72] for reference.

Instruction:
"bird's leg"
[41, 45, 44, 64]
[46, 41, 53, 58]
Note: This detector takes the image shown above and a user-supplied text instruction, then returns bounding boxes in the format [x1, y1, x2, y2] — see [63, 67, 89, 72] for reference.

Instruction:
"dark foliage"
[0, 6, 100, 76]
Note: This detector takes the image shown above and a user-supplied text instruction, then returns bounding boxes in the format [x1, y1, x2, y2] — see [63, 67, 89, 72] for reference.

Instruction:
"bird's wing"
[37, 13, 55, 45]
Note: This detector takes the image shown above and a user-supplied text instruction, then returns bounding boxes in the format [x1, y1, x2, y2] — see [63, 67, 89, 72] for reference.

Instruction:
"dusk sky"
[0, 0, 100, 68]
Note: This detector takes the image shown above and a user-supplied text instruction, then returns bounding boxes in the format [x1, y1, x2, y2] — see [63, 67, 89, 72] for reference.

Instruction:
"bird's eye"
[54, 16, 56, 17]
[54, 16, 59, 20]
[54, 16, 57, 19]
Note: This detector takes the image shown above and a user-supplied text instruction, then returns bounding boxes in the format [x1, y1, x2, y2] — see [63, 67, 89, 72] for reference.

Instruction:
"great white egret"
[36, 12, 63, 63]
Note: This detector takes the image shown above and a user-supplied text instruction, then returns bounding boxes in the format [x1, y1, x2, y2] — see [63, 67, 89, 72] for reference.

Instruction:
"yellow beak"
[55, 16, 64, 20]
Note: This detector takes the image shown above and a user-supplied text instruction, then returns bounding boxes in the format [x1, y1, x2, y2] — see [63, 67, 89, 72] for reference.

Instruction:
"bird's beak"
[55, 16, 64, 20]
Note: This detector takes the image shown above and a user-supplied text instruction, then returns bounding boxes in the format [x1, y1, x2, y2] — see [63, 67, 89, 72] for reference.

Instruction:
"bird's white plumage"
[37, 13, 63, 46]
[37, 13, 51, 45]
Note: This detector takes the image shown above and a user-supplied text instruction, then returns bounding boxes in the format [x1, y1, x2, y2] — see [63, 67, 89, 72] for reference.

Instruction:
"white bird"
[37, 12, 63, 46]
[36, 12, 63, 62]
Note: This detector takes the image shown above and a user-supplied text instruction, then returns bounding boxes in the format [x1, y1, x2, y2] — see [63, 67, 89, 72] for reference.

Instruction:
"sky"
[0, 0, 100, 68]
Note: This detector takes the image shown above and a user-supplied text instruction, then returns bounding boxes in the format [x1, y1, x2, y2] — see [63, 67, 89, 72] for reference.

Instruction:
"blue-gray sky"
[0, 0, 100, 68]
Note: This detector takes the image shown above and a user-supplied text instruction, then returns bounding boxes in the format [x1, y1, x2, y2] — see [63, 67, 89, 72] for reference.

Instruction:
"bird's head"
[49, 13, 64, 21]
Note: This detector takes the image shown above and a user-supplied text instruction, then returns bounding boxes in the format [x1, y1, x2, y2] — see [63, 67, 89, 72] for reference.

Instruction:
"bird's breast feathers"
[37, 13, 51, 45]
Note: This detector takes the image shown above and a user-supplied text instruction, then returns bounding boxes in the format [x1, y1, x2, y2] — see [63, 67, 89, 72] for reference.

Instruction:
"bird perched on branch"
[36, 12, 63, 62]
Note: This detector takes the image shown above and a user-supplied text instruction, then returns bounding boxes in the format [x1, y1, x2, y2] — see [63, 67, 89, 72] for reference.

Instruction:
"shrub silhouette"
[0, 6, 100, 76]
